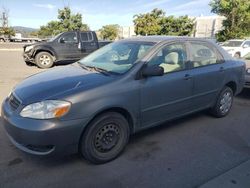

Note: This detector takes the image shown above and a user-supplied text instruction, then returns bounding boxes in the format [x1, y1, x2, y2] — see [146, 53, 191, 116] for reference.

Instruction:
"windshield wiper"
[77, 62, 92, 71]
[77, 62, 111, 76]
[89, 66, 111, 76]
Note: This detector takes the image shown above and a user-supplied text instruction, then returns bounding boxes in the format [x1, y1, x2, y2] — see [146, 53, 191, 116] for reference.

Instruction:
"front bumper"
[23, 51, 35, 63]
[1, 98, 89, 156]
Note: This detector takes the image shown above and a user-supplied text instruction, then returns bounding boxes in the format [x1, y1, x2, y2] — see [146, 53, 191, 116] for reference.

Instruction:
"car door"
[54, 31, 81, 60]
[79, 32, 99, 58]
[187, 41, 225, 110]
[140, 42, 193, 128]
[241, 41, 250, 57]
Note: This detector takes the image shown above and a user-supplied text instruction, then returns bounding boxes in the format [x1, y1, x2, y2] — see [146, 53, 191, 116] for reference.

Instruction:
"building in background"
[193, 15, 225, 38]
[118, 26, 136, 39]
[97, 15, 225, 40]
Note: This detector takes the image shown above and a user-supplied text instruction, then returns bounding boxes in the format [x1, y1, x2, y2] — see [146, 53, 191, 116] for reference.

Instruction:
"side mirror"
[59, 38, 65, 43]
[243, 44, 249, 48]
[142, 65, 164, 77]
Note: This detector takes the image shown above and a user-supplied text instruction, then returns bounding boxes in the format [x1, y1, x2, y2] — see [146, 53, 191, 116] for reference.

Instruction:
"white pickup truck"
[221, 39, 250, 58]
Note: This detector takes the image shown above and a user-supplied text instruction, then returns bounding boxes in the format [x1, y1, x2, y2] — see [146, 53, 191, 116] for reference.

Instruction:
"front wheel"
[35, 52, 54, 69]
[79, 112, 130, 164]
[210, 86, 233, 118]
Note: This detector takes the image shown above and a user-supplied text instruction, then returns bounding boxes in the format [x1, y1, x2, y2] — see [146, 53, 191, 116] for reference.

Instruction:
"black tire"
[210, 86, 234, 118]
[234, 52, 240, 58]
[25, 61, 34, 66]
[79, 112, 130, 164]
[35, 52, 54, 69]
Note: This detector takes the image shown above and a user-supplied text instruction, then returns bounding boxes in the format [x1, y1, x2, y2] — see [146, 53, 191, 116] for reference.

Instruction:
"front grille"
[9, 93, 21, 111]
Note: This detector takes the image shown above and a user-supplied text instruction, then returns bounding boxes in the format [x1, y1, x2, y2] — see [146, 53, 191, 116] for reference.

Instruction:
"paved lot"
[0, 50, 250, 188]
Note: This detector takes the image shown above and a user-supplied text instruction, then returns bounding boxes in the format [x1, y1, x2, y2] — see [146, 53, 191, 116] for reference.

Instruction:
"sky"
[0, 0, 214, 30]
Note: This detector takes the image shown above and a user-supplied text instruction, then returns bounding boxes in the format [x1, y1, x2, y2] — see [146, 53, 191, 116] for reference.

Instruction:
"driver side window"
[60, 32, 77, 43]
[148, 43, 187, 73]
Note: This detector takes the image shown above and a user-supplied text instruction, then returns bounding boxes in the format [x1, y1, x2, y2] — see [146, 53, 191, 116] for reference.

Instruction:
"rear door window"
[189, 42, 218, 68]
[81, 32, 94, 42]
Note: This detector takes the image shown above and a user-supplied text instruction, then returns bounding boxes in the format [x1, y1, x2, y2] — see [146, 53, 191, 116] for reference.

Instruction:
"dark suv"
[23, 31, 110, 68]
[2, 36, 245, 164]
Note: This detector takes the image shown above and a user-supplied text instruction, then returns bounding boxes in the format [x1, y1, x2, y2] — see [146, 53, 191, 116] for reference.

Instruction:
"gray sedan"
[2, 36, 245, 164]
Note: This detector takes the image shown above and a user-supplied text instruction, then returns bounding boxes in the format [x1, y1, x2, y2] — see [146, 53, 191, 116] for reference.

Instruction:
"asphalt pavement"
[0, 50, 250, 188]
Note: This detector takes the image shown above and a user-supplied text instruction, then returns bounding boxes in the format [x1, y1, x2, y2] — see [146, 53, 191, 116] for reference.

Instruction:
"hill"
[11, 26, 38, 37]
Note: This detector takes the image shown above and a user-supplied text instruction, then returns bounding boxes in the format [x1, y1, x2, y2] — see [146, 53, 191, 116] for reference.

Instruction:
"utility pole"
[0, 7, 9, 28]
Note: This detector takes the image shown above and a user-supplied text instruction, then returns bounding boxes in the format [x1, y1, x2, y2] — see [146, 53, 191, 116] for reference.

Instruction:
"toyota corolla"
[2, 37, 245, 164]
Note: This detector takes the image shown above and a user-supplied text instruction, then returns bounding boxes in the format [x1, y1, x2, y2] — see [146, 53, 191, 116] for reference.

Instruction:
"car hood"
[13, 64, 115, 104]
[23, 41, 51, 49]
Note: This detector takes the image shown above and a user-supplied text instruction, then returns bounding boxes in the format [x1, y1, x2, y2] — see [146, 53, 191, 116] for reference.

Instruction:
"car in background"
[221, 39, 250, 58]
[242, 52, 250, 88]
[23, 31, 111, 68]
[2, 37, 245, 164]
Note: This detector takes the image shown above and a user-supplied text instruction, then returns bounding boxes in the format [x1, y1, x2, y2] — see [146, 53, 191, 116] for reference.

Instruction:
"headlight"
[20, 100, 71, 119]
[25, 45, 34, 52]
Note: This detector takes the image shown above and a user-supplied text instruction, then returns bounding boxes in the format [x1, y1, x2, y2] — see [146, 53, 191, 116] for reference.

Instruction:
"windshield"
[222, 40, 243, 47]
[243, 52, 250, 60]
[79, 41, 155, 74]
[48, 33, 62, 42]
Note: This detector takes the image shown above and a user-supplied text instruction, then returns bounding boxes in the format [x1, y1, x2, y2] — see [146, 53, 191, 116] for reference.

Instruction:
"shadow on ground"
[237, 88, 250, 99]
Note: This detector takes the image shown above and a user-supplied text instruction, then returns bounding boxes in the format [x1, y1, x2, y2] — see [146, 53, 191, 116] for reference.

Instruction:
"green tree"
[0, 7, 15, 37]
[160, 16, 194, 36]
[38, 7, 89, 38]
[0, 27, 15, 36]
[133, 9, 165, 35]
[210, 0, 250, 41]
[133, 9, 194, 36]
[99, 24, 120, 40]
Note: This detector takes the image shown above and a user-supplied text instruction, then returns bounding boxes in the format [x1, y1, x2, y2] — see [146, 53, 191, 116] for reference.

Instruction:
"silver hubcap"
[219, 91, 232, 114]
[39, 55, 51, 66]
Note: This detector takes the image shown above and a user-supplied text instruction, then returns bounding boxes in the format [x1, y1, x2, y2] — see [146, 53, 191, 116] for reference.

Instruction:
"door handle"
[184, 74, 192, 80]
[219, 67, 225, 72]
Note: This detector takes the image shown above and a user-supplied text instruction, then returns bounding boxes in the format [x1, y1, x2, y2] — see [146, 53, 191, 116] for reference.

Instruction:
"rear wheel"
[79, 112, 130, 164]
[210, 86, 233, 118]
[35, 52, 54, 69]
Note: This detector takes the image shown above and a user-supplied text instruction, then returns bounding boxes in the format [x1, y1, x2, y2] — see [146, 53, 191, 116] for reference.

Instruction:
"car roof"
[122, 36, 215, 44]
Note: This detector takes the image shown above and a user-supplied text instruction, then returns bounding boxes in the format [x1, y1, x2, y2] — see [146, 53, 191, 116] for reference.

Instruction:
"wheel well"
[235, 52, 241, 56]
[86, 107, 134, 134]
[226, 81, 237, 94]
